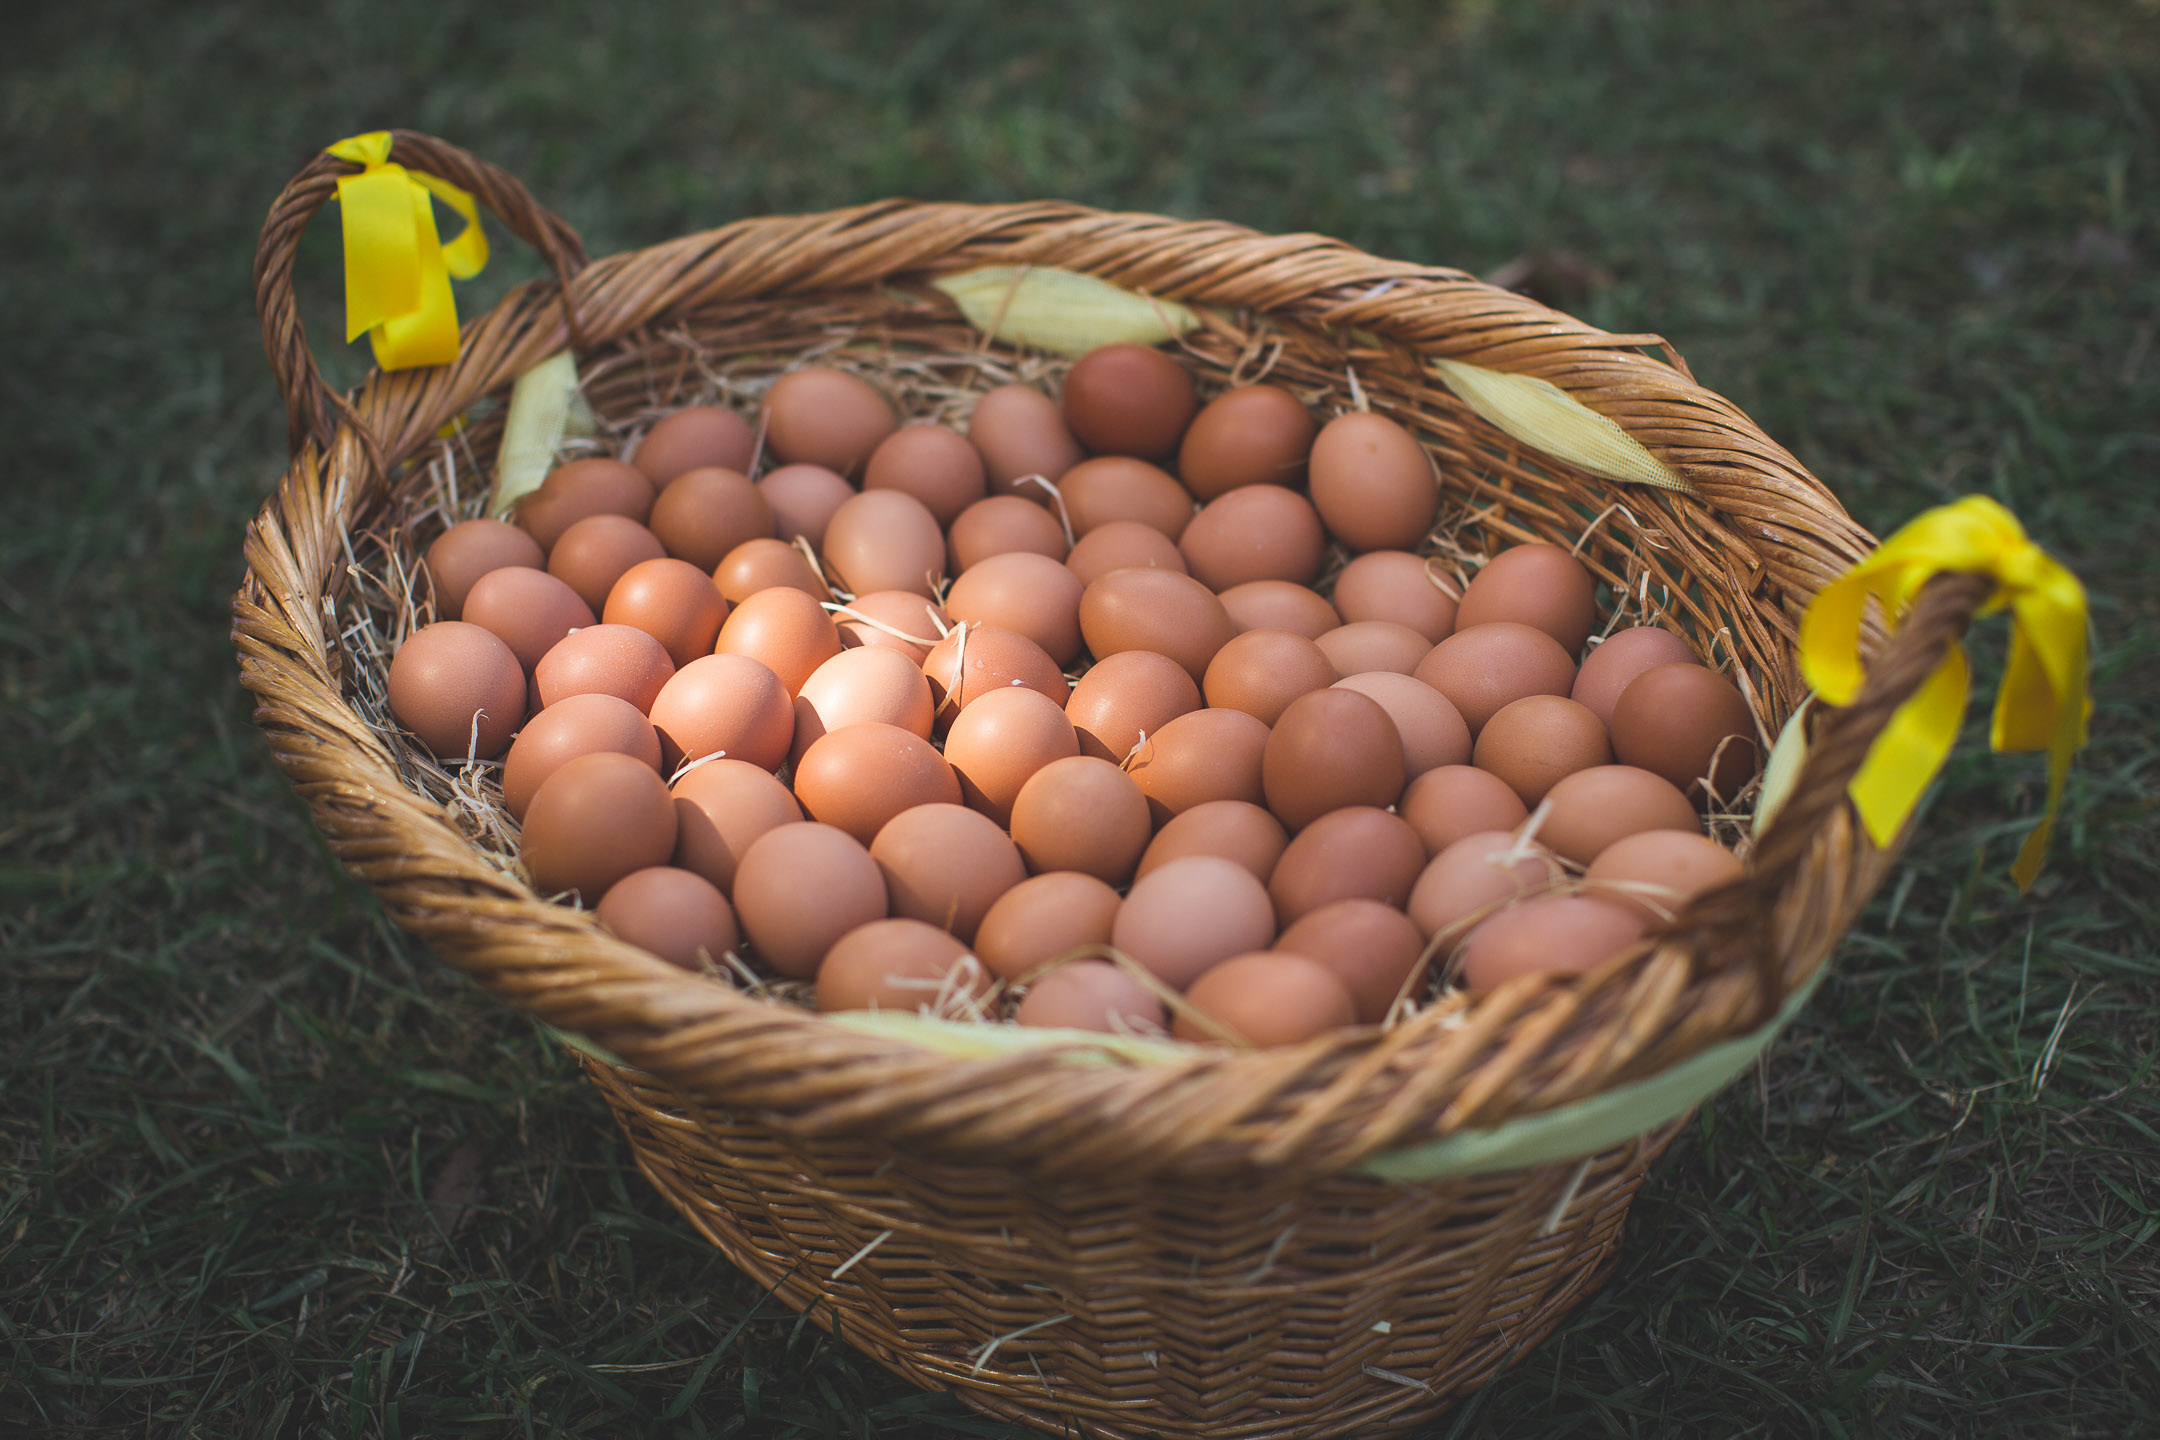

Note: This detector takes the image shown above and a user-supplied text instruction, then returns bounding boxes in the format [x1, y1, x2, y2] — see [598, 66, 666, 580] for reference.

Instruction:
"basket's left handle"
[251, 130, 590, 460]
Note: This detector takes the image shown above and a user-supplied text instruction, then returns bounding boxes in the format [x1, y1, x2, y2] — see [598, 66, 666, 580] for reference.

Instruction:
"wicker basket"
[234, 132, 1988, 1438]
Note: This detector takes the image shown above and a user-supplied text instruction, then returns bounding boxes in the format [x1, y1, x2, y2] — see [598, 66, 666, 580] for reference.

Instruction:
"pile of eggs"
[388, 343, 1762, 1048]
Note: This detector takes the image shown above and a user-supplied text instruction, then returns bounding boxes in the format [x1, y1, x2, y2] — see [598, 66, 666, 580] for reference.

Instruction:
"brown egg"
[502, 692, 661, 820]
[1126, 707, 1271, 825]
[1175, 953, 1357, 1046]
[1573, 626, 1700, 729]
[424, 518, 544, 621]
[647, 653, 794, 773]
[1331, 671, 1472, 779]
[757, 463, 856, 550]
[793, 723, 961, 845]
[1535, 766, 1701, 867]
[833, 591, 949, 662]
[732, 822, 887, 979]
[386, 621, 527, 761]
[1474, 694, 1612, 808]
[1177, 485, 1328, 594]
[1009, 756, 1152, 885]
[1406, 830, 1565, 941]
[1458, 895, 1647, 992]
[1269, 806, 1425, 925]
[1262, 690, 1406, 832]
[1113, 855, 1277, 989]
[714, 536, 826, 604]
[1414, 622, 1578, 735]
[1331, 551, 1460, 643]
[548, 514, 668, 613]
[946, 495, 1070, 572]
[1177, 384, 1318, 500]
[1218, 580, 1342, 639]
[791, 646, 935, 764]
[821, 489, 947, 600]
[942, 686, 1080, 826]
[670, 758, 804, 894]
[1078, 568, 1235, 683]
[1203, 629, 1339, 726]
[1061, 344, 1198, 459]
[1065, 649, 1202, 764]
[1307, 411, 1438, 552]
[463, 566, 596, 678]
[944, 552, 1085, 666]
[969, 384, 1085, 500]
[870, 803, 1027, 942]
[596, 866, 739, 970]
[1277, 899, 1427, 1024]
[1585, 830, 1747, 924]
[1064, 519, 1189, 587]
[1136, 800, 1288, 884]
[1610, 663, 1762, 807]
[714, 587, 843, 696]
[1314, 621, 1433, 678]
[1456, 544, 1599, 654]
[761, 367, 898, 477]
[975, 872, 1122, 982]
[1014, 961, 1167, 1035]
[922, 623, 1070, 719]
[815, 919, 987, 1015]
[1398, 765, 1530, 857]
[521, 751, 677, 903]
[603, 557, 728, 668]
[534, 623, 675, 713]
[863, 424, 986, 526]
[514, 458, 655, 551]
[648, 467, 774, 571]
[1056, 456, 1198, 541]
[632, 406, 757, 484]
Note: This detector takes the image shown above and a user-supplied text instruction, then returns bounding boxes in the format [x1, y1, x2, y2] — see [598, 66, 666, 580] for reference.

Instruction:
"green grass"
[5, 0, 2157, 1434]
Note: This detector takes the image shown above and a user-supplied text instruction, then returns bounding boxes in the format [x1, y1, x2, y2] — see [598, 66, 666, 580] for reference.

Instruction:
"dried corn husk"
[1429, 356, 1692, 495]
[489, 350, 593, 516]
[932, 266, 1201, 356]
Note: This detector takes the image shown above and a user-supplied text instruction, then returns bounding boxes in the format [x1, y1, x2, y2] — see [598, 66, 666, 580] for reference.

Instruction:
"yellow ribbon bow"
[326, 132, 489, 370]
[1798, 495, 2090, 890]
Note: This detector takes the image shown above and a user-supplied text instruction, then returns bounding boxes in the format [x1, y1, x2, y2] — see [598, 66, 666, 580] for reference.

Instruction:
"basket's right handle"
[252, 130, 590, 460]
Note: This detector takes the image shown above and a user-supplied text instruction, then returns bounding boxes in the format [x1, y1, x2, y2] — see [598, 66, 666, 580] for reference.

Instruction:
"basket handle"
[251, 130, 590, 459]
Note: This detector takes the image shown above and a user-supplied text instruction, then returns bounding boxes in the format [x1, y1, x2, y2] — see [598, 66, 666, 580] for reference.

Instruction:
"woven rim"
[234, 131, 1985, 1183]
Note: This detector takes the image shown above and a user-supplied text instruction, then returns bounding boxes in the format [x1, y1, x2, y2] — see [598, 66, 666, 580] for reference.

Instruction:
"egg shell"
[1277, 898, 1427, 1025]
[1126, 707, 1272, 826]
[669, 758, 804, 894]
[1610, 662, 1762, 806]
[1176, 384, 1318, 500]
[1473, 694, 1613, 807]
[1203, 629, 1339, 726]
[1218, 580, 1342, 640]
[1538, 765, 1704, 867]
[463, 566, 596, 677]
[424, 519, 544, 621]
[1061, 344, 1198, 460]
[521, 750, 678, 903]
[1573, 626, 1700, 729]
[515, 458, 655, 551]
[1057, 456, 1198, 541]
[1009, 756, 1153, 885]
[863, 424, 987, 527]
[714, 537, 826, 604]
[1414, 622, 1578, 735]
[1406, 830, 1566, 942]
[648, 467, 774, 572]
[1135, 800, 1288, 885]
[761, 367, 899, 477]
[833, 591, 950, 663]
[1064, 520, 1190, 587]
[1262, 690, 1406, 833]
[1330, 671, 1472, 780]
[946, 495, 1070, 572]
[502, 692, 662, 820]
[632, 406, 757, 484]
[792, 723, 962, 845]
[548, 514, 668, 613]
[1307, 411, 1438, 552]
[1065, 649, 1202, 764]
[922, 623, 1071, 719]
[870, 803, 1027, 943]
[1112, 855, 1277, 990]
[821, 489, 947, 599]
[1398, 764, 1530, 857]
[1331, 551, 1461, 643]
[968, 384, 1085, 499]
[732, 821, 888, 979]
[386, 621, 528, 761]
[534, 623, 676, 714]
[1174, 952, 1357, 1046]
[1078, 568, 1235, 683]
[714, 587, 844, 696]
[1455, 544, 1599, 655]
[944, 552, 1085, 667]
[758, 463, 856, 550]
[1458, 894, 1647, 993]
[603, 557, 729, 668]
[815, 919, 987, 1015]
[1177, 485, 1327, 591]
[1269, 806, 1426, 926]
[596, 866, 739, 970]
[790, 646, 936, 765]
[1585, 830, 1747, 924]
[974, 872, 1123, 982]
[647, 653, 795, 773]
[1014, 961, 1167, 1036]
[941, 686, 1080, 828]
[1314, 621, 1433, 678]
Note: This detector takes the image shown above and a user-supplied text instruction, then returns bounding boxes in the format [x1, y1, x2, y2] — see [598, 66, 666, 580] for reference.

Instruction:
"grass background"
[5, 0, 2158, 1434]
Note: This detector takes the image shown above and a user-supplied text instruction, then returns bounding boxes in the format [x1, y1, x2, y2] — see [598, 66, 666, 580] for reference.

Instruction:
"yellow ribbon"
[326, 132, 488, 370]
[1798, 496, 2090, 890]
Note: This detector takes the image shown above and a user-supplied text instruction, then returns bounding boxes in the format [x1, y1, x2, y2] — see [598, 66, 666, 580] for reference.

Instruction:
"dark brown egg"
[1177, 485, 1327, 591]
[732, 822, 887, 979]
[1473, 694, 1612, 807]
[1065, 649, 1203, 764]
[1175, 952, 1357, 1046]
[815, 919, 987, 1015]
[1610, 663, 1762, 807]
[521, 751, 677, 903]
[1057, 456, 1198, 541]
[596, 866, 739, 970]
[1276, 898, 1426, 1024]
[761, 367, 898, 477]
[670, 759, 804, 894]
[1078, 568, 1235, 683]
[968, 384, 1084, 499]
[1014, 961, 1166, 1035]
[1262, 690, 1406, 832]
[1061, 344, 1198, 459]
[1306, 411, 1438, 552]
[1406, 829, 1564, 941]
[1331, 550, 1460, 643]
[1126, 707, 1272, 825]
[944, 551, 1085, 666]
[870, 802, 1026, 942]
[1398, 764, 1530, 857]
[1268, 806, 1425, 925]
[1203, 629, 1339, 726]
[632, 406, 756, 484]
[1009, 756, 1152, 885]
[648, 467, 773, 572]
[463, 565, 596, 677]
[833, 590, 949, 663]
[1064, 520, 1189, 587]
[515, 458, 655, 551]
[821, 489, 947, 599]
[1218, 581, 1342, 639]
[386, 620, 527, 761]
[1414, 621, 1578, 735]
[1113, 855, 1277, 989]
[1573, 626, 1699, 729]
[1455, 543, 1599, 654]
[792, 723, 961, 845]
[975, 871, 1122, 982]
[1585, 830, 1746, 924]
[534, 623, 675, 713]
[714, 587, 844, 695]
[603, 557, 728, 668]
[502, 692, 661, 820]
[921, 623, 1070, 719]
[424, 518, 543, 621]
[947, 495, 1071, 572]
[1176, 384, 1318, 500]
[1537, 766, 1701, 867]
[863, 424, 987, 526]
[1314, 621, 1433, 678]
[1136, 800, 1288, 884]
[1330, 671, 1472, 780]
[942, 686, 1080, 827]
[714, 537, 826, 604]
[647, 653, 795, 773]
[548, 514, 667, 613]
[1458, 895, 1647, 993]
[757, 463, 855, 550]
